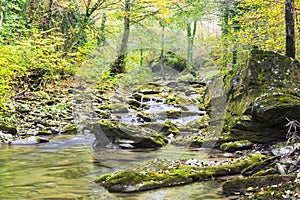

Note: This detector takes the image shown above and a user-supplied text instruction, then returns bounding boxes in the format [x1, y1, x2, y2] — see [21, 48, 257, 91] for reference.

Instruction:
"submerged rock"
[91, 120, 168, 148]
[222, 50, 300, 143]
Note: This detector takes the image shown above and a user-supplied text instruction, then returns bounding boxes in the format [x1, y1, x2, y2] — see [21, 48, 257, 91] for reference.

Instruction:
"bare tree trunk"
[0, 9, 5, 28]
[160, 25, 165, 80]
[111, 0, 130, 74]
[187, 20, 197, 76]
[285, 0, 296, 59]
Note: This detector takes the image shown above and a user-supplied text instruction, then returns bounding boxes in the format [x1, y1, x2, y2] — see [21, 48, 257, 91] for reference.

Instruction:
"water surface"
[0, 134, 227, 199]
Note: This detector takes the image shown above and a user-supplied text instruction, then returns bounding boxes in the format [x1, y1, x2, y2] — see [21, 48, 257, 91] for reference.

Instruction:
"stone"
[221, 50, 300, 143]
[95, 153, 267, 193]
[222, 175, 296, 196]
[135, 83, 162, 94]
[91, 120, 168, 148]
[0, 121, 17, 134]
[220, 140, 253, 152]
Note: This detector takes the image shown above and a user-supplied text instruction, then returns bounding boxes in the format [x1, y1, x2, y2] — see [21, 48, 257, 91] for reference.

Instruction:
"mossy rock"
[92, 120, 168, 148]
[95, 153, 267, 192]
[0, 121, 17, 134]
[221, 50, 300, 143]
[139, 121, 179, 136]
[165, 96, 181, 105]
[246, 180, 300, 199]
[62, 124, 77, 134]
[136, 112, 155, 122]
[127, 99, 141, 108]
[220, 140, 253, 152]
[186, 114, 210, 129]
[222, 175, 296, 196]
[135, 83, 162, 94]
[157, 110, 201, 119]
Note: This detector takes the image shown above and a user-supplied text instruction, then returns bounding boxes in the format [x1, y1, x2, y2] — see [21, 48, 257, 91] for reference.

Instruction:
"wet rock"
[220, 140, 253, 152]
[128, 99, 142, 108]
[95, 153, 267, 193]
[0, 122, 17, 134]
[132, 93, 150, 102]
[186, 114, 210, 129]
[62, 124, 78, 134]
[110, 103, 129, 113]
[136, 112, 155, 122]
[222, 174, 296, 196]
[38, 129, 53, 135]
[135, 83, 162, 94]
[92, 120, 168, 148]
[222, 50, 300, 143]
[10, 136, 45, 145]
[140, 121, 180, 136]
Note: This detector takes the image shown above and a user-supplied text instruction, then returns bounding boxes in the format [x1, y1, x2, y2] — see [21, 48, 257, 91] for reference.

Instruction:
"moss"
[95, 120, 168, 148]
[220, 140, 253, 152]
[165, 96, 181, 105]
[222, 175, 296, 196]
[63, 124, 77, 134]
[221, 50, 300, 144]
[95, 153, 267, 192]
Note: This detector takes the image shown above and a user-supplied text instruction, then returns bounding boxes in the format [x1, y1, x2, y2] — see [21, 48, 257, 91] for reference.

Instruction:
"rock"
[95, 153, 267, 193]
[135, 83, 162, 94]
[222, 174, 296, 196]
[110, 103, 129, 113]
[220, 140, 253, 152]
[222, 50, 300, 143]
[62, 124, 77, 134]
[186, 114, 210, 129]
[38, 129, 53, 135]
[10, 136, 42, 145]
[128, 99, 142, 108]
[91, 120, 168, 148]
[140, 121, 180, 136]
[0, 121, 17, 134]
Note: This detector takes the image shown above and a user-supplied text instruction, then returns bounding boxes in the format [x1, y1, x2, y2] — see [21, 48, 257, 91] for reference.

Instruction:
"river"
[0, 133, 228, 200]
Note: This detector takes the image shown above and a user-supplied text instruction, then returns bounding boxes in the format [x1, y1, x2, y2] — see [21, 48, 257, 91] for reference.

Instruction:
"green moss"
[222, 175, 296, 196]
[165, 96, 181, 105]
[95, 153, 267, 192]
[220, 140, 253, 152]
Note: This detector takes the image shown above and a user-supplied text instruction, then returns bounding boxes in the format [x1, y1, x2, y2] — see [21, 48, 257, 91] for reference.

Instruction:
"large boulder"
[222, 50, 300, 143]
[91, 120, 168, 148]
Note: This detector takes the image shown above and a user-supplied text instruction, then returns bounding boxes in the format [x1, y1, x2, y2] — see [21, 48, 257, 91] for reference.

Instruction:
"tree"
[285, 0, 296, 58]
[110, 0, 130, 74]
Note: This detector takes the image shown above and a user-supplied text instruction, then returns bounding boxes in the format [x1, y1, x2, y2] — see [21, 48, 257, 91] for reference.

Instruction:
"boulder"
[91, 120, 168, 148]
[95, 153, 267, 193]
[222, 50, 300, 143]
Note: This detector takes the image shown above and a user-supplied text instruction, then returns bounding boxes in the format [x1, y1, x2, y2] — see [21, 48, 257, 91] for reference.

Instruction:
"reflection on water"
[0, 134, 227, 199]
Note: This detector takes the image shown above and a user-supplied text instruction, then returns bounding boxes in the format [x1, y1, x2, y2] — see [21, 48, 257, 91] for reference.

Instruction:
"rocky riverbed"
[1, 50, 299, 199]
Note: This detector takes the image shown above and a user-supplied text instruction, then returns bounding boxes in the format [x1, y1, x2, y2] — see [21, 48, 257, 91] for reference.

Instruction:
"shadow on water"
[0, 133, 228, 199]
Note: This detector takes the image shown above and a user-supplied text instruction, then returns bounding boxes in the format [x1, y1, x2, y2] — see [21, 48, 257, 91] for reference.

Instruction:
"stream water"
[0, 133, 228, 200]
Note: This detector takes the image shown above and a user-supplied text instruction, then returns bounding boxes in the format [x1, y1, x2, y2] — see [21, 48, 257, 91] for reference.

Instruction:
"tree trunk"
[160, 25, 165, 80]
[0, 10, 4, 28]
[111, 0, 130, 74]
[97, 12, 107, 50]
[285, 0, 296, 59]
[187, 20, 197, 76]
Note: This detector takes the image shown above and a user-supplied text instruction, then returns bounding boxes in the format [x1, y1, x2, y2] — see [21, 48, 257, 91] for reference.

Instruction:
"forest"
[0, 0, 300, 199]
